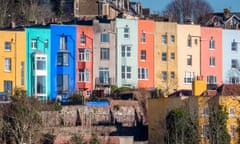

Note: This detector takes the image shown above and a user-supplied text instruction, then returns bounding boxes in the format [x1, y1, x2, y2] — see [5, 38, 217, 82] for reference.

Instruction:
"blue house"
[50, 24, 76, 101]
[222, 29, 240, 84]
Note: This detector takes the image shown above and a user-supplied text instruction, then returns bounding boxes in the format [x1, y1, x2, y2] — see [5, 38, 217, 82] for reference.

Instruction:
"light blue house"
[116, 18, 138, 88]
[50, 24, 76, 102]
[26, 26, 51, 101]
[222, 29, 240, 84]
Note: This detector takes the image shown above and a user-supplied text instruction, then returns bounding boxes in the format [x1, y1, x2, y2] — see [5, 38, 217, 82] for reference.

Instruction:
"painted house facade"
[50, 24, 76, 101]
[177, 24, 201, 90]
[154, 22, 178, 93]
[26, 27, 51, 100]
[222, 29, 240, 84]
[0, 30, 26, 94]
[138, 19, 154, 89]
[200, 27, 222, 88]
[76, 25, 94, 97]
[93, 19, 116, 95]
[116, 18, 138, 88]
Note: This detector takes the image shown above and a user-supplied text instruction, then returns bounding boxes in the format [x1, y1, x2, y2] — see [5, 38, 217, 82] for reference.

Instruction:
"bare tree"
[0, 0, 11, 27]
[163, 0, 213, 24]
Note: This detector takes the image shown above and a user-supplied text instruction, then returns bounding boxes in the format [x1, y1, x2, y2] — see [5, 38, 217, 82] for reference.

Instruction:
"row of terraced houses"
[0, 17, 240, 101]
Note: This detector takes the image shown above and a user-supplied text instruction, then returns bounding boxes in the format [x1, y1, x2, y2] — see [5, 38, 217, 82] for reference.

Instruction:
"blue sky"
[138, 0, 240, 13]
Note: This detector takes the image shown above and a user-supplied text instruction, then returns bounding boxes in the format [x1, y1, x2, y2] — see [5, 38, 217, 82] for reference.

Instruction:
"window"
[57, 75, 69, 92]
[232, 39, 238, 51]
[57, 53, 69, 66]
[5, 42, 11, 51]
[230, 77, 240, 84]
[121, 45, 131, 57]
[207, 75, 216, 84]
[141, 31, 146, 43]
[4, 80, 12, 93]
[31, 39, 37, 49]
[162, 35, 167, 44]
[209, 56, 215, 66]
[209, 37, 215, 49]
[21, 62, 24, 86]
[184, 71, 195, 84]
[187, 37, 191, 47]
[138, 67, 148, 80]
[44, 40, 48, 49]
[79, 48, 90, 61]
[79, 69, 90, 82]
[121, 66, 131, 79]
[230, 124, 235, 137]
[202, 107, 209, 117]
[162, 71, 167, 81]
[99, 67, 109, 84]
[80, 33, 86, 44]
[187, 55, 192, 66]
[4, 58, 11, 72]
[202, 125, 209, 138]
[229, 107, 235, 117]
[170, 72, 175, 79]
[170, 35, 175, 43]
[100, 33, 109, 42]
[123, 26, 129, 38]
[231, 59, 238, 69]
[36, 56, 46, 70]
[170, 52, 175, 60]
[162, 52, 167, 62]
[141, 50, 146, 61]
[37, 76, 46, 94]
[100, 48, 110, 60]
[60, 36, 67, 50]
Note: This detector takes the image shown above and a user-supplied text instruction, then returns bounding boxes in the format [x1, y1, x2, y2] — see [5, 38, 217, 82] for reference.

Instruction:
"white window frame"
[231, 59, 238, 69]
[207, 75, 216, 84]
[187, 55, 192, 66]
[209, 37, 215, 50]
[184, 71, 195, 84]
[229, 107, 235, 117]
[162, 71, 167, 81]
[4, 42, 11, 51]
[79, 48, 90, 61]
[141, 31, 146, 43]
[170, 52, 175, 60]
[31, 39, 37, 49]
[232, 39, 238, 52]
[209, 56, 215, 66]
[229, 77, 240, 84]
[100, 33, 110, 43]
[121, 66, 131, 79]
[141, 50, 146, 61]
[100, 48, 110, 60]
[162, 35, 167, 44]
[79, 69, 90, 82]
[162, 52, 167, 62]
[121, 45, 131, 57]
[80, 33, 86, 45]
[4, 58, 11, 72]
[60, 36, 67, 50]
[138, 67, 149, 80]
[123, 26, 129, 39]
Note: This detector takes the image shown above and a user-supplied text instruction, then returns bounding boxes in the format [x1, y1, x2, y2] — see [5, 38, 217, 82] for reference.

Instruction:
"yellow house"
[0, 29, 26, 94]
[148, 95, 240, 144]
[154, 22, 178, 94]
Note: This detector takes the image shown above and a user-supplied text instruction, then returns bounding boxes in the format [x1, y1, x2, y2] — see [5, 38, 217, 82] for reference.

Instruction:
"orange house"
[138, 19, 154, 89]
[76, 25, 94, 97]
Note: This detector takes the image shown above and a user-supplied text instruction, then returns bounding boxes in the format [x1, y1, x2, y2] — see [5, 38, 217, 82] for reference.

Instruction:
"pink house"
[200, 27, 222, 87]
